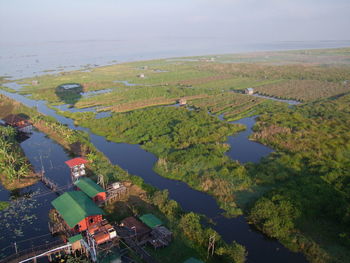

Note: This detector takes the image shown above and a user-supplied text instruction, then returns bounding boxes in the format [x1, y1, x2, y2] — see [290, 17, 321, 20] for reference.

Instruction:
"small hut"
[68, 234, 83, 251]
[74, 177, 106, 203]
[120, 216, 151, 241]
[179, 98, 187, 106]
[3, 114, 33, 133]
[139, 214, 162, 229]
[245, 88, 254, 95]
[138, 214, 173, 248]
[31, 80, 39, 86]
[65, 157, 88, 182]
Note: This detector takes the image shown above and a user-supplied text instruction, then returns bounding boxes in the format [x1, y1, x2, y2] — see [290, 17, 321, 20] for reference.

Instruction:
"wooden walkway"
[0, 240, 68, 263]
[40, 171, 65, 195]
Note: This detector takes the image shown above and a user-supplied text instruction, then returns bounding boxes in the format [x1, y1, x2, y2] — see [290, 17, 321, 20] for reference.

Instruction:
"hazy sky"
[1, 0, 349, 43]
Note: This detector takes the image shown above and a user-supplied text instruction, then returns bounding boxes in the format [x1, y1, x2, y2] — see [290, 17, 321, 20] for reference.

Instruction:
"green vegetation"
[0, 125, 34, 189]
[189, 92, 266, 120]
[9, 47, 350, 262]
[74, 106, 249, 215]
[115, 189, 247, 263]
[0, 201, 9, 211]
[254, 80, 349, 102]
[246, 94, 350, 262]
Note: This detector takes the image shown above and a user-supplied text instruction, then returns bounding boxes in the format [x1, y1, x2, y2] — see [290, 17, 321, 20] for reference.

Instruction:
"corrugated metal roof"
[139, 214, 162, 228]
[68, 234, 83, 243]
[65, 157, 88, 168]
[74, 177, 105, 198]
[51, 191, 105, 228]
[121, 216, 150, 233]
[183, 258, 205, 263]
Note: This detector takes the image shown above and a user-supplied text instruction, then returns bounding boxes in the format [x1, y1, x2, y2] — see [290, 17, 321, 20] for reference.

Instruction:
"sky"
[0, 0, 350, 43]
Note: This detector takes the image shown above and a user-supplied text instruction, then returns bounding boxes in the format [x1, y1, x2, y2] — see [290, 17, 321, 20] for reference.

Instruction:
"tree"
[179, 212, 205, 245]
[217, 241, 247, 263]
[249, 194, 300, 239]
[65, 255, 89, 263]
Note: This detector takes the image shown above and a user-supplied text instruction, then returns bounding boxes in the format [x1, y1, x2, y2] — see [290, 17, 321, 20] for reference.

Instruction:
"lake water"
[1, 39, 350, 79]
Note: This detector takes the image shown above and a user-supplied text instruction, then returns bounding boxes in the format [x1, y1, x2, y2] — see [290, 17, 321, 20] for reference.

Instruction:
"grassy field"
[254, 80, 350, 102]
[8, 47, 350, 263]
[15, 47, 350, 112]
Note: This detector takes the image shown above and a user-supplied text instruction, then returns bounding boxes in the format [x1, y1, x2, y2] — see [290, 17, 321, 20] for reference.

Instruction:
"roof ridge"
[66, 191, 90, 218]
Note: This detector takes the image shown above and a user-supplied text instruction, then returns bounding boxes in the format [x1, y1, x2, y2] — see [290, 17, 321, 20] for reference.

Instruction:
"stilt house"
[51, 191, 105, 233]
[74, 177, 106, 202]
[179, 98, 187, 105]
[139, 214, 162, 228]
[120, 217, 151, 241]
[245, 88, 254, 95]
[139, 214, 172, 248]
[65, 157, 88, 182]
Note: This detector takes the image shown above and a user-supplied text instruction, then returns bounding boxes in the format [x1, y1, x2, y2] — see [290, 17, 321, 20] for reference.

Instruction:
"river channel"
[0, 87, 307, 263]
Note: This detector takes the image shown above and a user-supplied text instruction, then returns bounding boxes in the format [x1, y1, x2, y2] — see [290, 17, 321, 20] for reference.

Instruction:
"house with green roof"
[51, 191, 105, 232]
[139, 214, 162, 228]
[74, 177, 106, 203]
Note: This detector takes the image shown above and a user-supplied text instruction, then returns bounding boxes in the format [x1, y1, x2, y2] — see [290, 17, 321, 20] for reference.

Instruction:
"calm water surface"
[0, 129, 73, 258]
[1, 39, 350, 79]
[226, 116, 274, 163]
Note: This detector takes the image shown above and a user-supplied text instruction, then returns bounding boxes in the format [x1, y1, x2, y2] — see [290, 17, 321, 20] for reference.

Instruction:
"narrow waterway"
[226, 116, 274, 163]
[0, 88, 307, 263]
[0, 129, 74, 258]
[252, 93, 301, 105]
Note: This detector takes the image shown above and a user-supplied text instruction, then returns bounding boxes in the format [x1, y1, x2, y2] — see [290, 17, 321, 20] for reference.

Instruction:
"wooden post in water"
[14, 242, 18, 254]
[207, 235, 215, 258]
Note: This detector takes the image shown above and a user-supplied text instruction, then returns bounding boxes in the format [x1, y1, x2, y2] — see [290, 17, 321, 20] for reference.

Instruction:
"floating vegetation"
[0, 190, 41, 240]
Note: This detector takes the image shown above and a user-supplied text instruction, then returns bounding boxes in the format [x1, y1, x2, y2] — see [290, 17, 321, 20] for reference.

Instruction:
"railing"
[0, 239, 66, 263]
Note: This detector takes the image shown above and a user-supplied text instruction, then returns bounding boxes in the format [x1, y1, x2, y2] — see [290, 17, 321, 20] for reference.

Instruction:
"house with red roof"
[65, 157, 88, 181]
